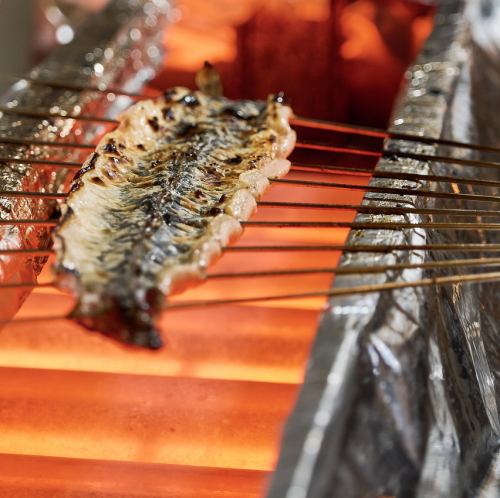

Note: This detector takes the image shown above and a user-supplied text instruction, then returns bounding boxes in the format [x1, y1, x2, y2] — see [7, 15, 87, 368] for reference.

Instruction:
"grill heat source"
[0, 1, 433, 496]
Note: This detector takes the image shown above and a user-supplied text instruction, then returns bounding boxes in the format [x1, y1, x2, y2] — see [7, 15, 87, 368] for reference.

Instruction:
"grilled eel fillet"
[53, 87, 295, 348]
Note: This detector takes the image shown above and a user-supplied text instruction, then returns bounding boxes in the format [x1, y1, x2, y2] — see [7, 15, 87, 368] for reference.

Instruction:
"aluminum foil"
[0, 0, 172, 323]
[267, 1, 500, 497]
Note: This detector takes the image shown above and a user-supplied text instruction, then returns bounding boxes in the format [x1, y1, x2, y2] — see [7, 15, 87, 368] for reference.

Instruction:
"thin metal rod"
[1, 121, 498, 173]
[21, 75, 497, 178]
[0, 106, 118, 125]
[3, 256, 500, 289]
[10, 175, 499, 204]
[272, 178, 500, 204]
[257, 201, 500, 218]
[0, 315, 69, 325]
[164, 271, 500, 309]
[389, 150, 500, 171]
[0, 219, 57, 226]
[291, 115, 500, 155]
[5, 216, 500, 232]
[225, 243, 500, 253]
[0, 191, 67, 199]
[0, 248, 53, 256]
[207, 257, 500, 279]
[241, 220, 500, 230]
[291, 163, 372, 177]
[0, 136, 95, 149]
[295, 141, 381, 157]
[295, 140, 500, 170]
[0, 157, 81, 168]
[5, 243, 500, 257]
[0, 282, 55, 289]
[1, 74, 154, 99]
[292, 162, 500, 189]
[4, 270, 499, 322]
[4, 201, 500, 230]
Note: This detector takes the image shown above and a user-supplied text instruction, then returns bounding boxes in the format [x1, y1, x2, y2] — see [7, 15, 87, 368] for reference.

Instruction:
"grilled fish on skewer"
[53, 84, 295, 348]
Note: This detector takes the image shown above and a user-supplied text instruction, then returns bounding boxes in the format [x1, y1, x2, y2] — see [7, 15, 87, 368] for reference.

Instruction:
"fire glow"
[0, 1, 433, 496]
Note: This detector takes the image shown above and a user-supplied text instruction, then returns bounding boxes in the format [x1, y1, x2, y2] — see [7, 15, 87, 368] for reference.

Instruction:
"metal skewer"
[0, 282, 56, 289]
[5, 218, 500, 230]
[6, 166, 500, 203]
[164, 270, 500, 310]
[271, 178, 500, 204]
[0, 248, 54, 256]
[0, 191, 67, 199]
[3, 256, 500, 289]
[3, 270, 500, 322]
[207, 257, 500, 279]
[225, 243, 500, 253]
[0, 157, 81, 168]
[2, 75, 496, 158]
[0, 137, 95, 149]
[291, 115, 500, 155]
[3, 106, 500, 173]
[292, 162, 500, 188]
[2, 75, 499, 160]
[4, 197, 499, 230]
[5, 243, 500, 257]
[241, 221, 500, 230]
[0, 73, 157, 99]
[257, 201, 500, 218]
[0, 219, 58, 227]
[296, 140, 500, 170]
[0, 106, 118, 124]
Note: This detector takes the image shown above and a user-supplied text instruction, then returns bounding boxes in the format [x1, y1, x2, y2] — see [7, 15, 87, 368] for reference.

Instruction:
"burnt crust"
[54, 87, 296, 349]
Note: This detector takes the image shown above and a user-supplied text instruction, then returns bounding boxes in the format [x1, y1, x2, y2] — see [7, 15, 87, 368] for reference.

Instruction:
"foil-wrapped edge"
[267, 1, 500, 497]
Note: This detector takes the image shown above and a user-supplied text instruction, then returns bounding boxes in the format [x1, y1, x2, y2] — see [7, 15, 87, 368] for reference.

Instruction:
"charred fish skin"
[0, 0, 170, 327]
[53, 88, 295, 349]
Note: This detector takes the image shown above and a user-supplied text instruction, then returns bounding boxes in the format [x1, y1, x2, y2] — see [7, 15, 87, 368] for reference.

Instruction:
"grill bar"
[5, 243, 500, 257]
[6, 171, 500, 203]
[0, 249, 54, 255]
[295, 141, 381, 157]
[258, 201, 500, 218]
[0, 191, 67, 199]
[3, 257, 500, 289]
[0, 73, 158, 99]
[2, 155, 497, 190]
[292, 163, 500, 188]
[207, 257, 500, 278]
[8, 220, 500, 230]
[296, 140, 500, 170]
[271, 178, 500, 203]
[0, 137, 95, 149]
[225, 243, 500, 253]
[6, 95, 497, 156]
[3, 271, 500, 322]
[4, 76, 500, 157]
[291, 115, 500, 154]
[163, 270, 500, 309]
[0, 157, 81, 168]
[241, 221, 500, 230]
[0, 219, 58, 226]
[0, 282, 56, 289]
[4, 201, 500, 228]
[1, 104, 500, 171]
[0, 106, 118, 124]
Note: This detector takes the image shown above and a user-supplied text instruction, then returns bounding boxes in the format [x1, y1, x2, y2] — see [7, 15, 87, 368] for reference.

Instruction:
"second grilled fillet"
[53, 88, 296, 348]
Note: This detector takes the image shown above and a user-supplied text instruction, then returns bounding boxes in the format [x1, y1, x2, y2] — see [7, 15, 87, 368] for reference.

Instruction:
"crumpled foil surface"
[0, 0, 172, 323]
[268, 1, 500, 497]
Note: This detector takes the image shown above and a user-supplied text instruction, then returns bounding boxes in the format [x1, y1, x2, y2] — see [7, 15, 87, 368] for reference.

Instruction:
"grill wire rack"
[0, 0, 499, 497]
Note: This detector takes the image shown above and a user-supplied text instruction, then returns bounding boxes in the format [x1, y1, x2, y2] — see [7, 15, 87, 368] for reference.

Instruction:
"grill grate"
[0, 81, 499, 317]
